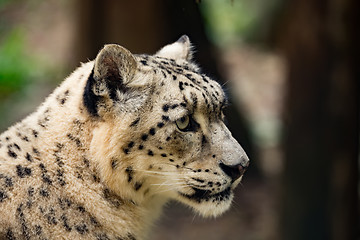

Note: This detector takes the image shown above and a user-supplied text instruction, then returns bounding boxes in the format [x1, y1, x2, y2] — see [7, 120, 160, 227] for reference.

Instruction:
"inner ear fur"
[83, 44, 138, 116]
[94, 44, 137, 90]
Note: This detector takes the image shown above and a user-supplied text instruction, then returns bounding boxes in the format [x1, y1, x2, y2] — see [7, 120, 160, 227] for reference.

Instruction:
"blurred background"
[0, 0, 358, 239]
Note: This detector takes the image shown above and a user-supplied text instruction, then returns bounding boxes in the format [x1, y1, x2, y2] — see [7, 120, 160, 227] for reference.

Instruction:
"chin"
[177, 187, 234, 218]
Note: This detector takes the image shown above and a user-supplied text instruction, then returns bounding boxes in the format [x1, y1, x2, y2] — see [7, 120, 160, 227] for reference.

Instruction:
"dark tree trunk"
[272, 0, 359, 239]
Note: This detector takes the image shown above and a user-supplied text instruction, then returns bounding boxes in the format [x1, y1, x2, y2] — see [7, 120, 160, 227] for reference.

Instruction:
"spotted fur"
[0, 35, 249, 240]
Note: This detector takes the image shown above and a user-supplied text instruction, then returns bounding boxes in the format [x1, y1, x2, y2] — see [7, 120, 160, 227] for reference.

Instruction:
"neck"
[0, 62, 167, 239]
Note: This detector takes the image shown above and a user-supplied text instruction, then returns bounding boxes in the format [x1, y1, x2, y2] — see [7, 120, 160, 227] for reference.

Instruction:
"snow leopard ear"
[83, 44, 138, 116]
[156, 35, 193, 61]
[93, 44, 137, 87]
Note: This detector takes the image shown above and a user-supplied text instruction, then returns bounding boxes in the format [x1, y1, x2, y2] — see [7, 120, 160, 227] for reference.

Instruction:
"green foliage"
[200, 0, 280, 46]
[0, 30, 39, 100]
[0, 0, 12, 8]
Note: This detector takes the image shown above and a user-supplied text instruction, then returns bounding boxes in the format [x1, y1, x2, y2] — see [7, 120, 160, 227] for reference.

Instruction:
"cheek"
[175, 133, 203, 158]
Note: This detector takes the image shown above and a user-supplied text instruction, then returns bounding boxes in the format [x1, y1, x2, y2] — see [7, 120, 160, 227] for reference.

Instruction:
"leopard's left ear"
[156, 35, 193, 61]
[93, 44, 137, 86]
[83, 44, 141, 116]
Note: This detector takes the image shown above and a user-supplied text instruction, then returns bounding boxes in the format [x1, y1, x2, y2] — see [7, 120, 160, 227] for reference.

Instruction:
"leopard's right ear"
[83, 44, 138, 116]
[156, 35, 193, 61]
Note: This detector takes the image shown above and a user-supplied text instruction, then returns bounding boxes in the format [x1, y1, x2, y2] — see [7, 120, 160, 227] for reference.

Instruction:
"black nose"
[219, 162, 248, 182]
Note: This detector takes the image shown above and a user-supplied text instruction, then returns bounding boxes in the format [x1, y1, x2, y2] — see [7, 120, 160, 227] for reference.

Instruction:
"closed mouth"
[179, 187, 232, 203]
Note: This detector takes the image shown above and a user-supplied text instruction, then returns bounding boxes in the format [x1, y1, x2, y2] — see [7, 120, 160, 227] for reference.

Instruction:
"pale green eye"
[176, 115, 190, 131]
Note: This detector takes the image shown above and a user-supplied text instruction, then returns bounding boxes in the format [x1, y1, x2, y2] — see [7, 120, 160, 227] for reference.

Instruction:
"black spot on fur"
[7, 150, 17, 159]
[141, 134, 148, 141]
[16, 165, 32, 178]
[39, 163, 53, 185]
[90, 216, 99, 226]
[83, 69, 101, 117]
[125, 167, 133, 182]
[46, 208, 58, 225]
[134, 182, 142, 191]
[83, 158, 90, 167]
[32, 129, 39, 138]
[162, 115, 170, 121]
[111, 158, 118, 169]
[140, 60, 148, 66]
[161, 70, 167, 78]
[149, 128, 156, 135]
[57, 169, 66, 186]
[61, 215, 72, 231]
[97, 233, 110, 240]
[161, 153, 167, 157]
[5, 229, 15, 240]
[138, 145, 144, 150]
[128, 141, 135, 148]
[179, 81, 184, 91]
[0, 191, 7, 202]
[4, 176, 13, 187]
[13, 143, 21, 151]
[172, 75, 177, 80]
[39, 188, 49, 197]
[17, 203, 30, 239]
[192, 177, 205, 183]
[93, 174, 100, 183]
[202, 135, 207, 146]
[147, 150, 154, 156]
[67, 133, 81, 147]
[103, 188, 123, 208]
[25, 153, 33, 162]
[58, 90, 70, 105]
[162, 104, 170, 112]
[190, 92, 198, 109]
[202, 75, 209, 83]
[58, 198, 72, 210]
[28, 187, 34, 196]
[35, 225, 42, 235]
[126, 233, 137, 240]
[75, 223, 88, 234]
[33, 147, 40, 155]
[157, 122, 164, 128]
[77, 205, 86, 213]
[130, 118, 140, 127]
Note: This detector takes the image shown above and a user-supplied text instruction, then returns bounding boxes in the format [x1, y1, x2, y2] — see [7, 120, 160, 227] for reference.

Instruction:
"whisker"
[150, 183, 186, 186]
[150, 186, 185, 195]
[221, 80, 230, 87]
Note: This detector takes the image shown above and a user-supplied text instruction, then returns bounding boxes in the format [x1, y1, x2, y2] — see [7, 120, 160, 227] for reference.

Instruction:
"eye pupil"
[176, 115, 190, 131]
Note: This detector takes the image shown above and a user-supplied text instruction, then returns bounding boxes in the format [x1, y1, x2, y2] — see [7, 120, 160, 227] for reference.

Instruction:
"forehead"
[135, 54, 227, 116]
